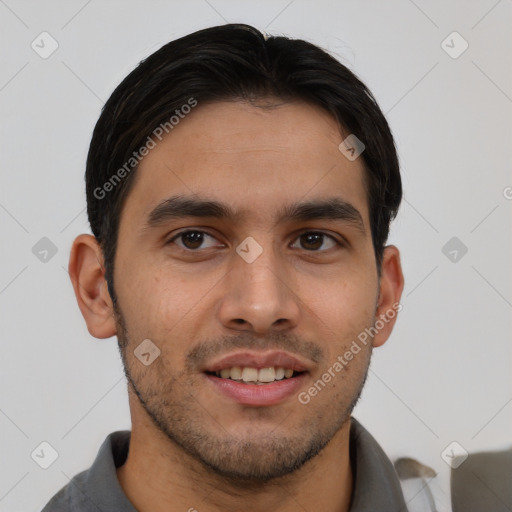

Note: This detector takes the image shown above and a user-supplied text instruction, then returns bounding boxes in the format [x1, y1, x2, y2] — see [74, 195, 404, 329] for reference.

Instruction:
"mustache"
[185, 331, 324, 371]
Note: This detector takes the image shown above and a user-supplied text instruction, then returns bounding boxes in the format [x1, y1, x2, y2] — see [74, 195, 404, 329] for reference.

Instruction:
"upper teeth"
[216, 367, 294, 383]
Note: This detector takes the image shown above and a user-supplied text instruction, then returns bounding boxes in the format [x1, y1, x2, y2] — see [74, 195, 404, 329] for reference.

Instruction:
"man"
[43, 23, 408, 511]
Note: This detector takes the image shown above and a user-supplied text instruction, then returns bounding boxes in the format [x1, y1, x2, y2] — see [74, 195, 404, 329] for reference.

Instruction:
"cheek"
[117, 261, 185, 322]
[297, 269, 377, 334]
[118, 269, 216, 357]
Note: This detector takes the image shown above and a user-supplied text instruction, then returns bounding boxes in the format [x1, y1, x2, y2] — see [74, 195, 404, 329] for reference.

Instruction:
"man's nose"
[216, 241, 301, 334]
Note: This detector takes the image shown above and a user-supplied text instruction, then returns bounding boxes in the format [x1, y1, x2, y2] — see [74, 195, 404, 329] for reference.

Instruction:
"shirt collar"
[349, 417, 408, 511]
[82, 430, 137, 512]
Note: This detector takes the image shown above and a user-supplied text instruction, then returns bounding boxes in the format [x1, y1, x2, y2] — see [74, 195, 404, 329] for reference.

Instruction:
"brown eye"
[291, 231, 339, 251]
[169, 230, 219, 250]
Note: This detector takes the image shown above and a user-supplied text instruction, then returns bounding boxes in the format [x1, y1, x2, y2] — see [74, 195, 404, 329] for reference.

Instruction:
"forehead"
[120, 100, 370, 228]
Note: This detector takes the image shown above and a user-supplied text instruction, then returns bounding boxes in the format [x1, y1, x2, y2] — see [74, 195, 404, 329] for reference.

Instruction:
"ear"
[372, 245, 404, 348]
[68, 234, 117, 339]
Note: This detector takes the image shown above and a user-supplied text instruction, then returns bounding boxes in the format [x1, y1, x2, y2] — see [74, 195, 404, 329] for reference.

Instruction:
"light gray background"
[0, 1, 511, 511]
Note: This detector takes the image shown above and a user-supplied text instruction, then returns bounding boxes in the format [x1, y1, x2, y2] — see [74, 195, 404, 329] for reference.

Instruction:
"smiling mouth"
[206, 366, 305, 385]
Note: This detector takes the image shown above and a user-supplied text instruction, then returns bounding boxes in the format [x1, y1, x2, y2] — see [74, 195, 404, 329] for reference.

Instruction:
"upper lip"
[203, 350, 311, 373]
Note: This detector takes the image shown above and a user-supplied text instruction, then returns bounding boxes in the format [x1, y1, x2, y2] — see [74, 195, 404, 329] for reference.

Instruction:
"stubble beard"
[113, 301, 372, 486]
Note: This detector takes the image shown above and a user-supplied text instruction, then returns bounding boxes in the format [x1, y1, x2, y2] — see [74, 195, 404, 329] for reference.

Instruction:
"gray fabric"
[41, 431, 136, 512]
[41, 416, 408, 511]
[349, 417, 408, 511]
[451, 447, 512, 512]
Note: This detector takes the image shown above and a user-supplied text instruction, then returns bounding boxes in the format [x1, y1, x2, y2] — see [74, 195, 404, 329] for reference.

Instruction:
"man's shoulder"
[40, 430, 133, 512]
[41, 469, 90, 512]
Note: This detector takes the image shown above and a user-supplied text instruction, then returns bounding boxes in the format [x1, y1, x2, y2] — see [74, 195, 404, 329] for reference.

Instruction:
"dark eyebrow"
[276, 198, 365, 234]
[144, 195, 242, 228]
[143, 194, 366, 234]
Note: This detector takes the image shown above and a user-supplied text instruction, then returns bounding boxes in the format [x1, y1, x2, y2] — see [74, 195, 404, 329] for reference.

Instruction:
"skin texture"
[69, 99, 404, 512]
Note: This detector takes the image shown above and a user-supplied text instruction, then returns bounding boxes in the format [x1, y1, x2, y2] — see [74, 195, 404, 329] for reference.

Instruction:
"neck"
[117, 394, 354, 512]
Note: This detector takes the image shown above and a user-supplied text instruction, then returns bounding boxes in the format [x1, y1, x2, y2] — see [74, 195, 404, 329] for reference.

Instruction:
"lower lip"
[205, 373, 308, 406]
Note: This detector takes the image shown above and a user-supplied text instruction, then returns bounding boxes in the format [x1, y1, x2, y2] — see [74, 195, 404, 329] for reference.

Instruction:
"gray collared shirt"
[41, 416, 408, 511]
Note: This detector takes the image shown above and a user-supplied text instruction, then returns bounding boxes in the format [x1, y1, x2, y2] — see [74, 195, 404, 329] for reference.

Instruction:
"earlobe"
[372, 245, 404, 348]
[68, 234, 117, 339]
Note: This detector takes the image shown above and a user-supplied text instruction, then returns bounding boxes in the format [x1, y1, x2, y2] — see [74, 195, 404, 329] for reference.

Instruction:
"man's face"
[113, 99, 380, 482]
